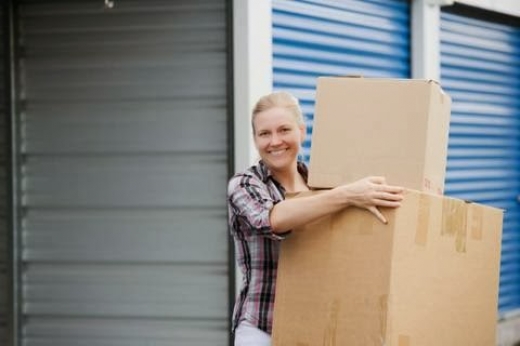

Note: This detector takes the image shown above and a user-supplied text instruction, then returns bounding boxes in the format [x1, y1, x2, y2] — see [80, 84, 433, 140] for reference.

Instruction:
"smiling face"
[253, 106, 306, 173]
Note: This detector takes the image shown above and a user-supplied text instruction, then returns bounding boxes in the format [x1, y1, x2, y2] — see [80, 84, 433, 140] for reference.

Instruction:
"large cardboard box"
[272, 190, 503, 346]
[309, 77, 451, 195]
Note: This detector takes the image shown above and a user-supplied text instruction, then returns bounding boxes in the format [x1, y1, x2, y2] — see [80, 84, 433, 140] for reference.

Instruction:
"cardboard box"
[308, 77, 451, 194]
[272, 189, 503, 346]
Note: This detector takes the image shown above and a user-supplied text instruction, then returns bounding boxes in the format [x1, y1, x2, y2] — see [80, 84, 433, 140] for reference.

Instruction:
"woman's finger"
[382, 185, 404, 193]
[368, 206, 387, 224]
[376, 192, 404, 201]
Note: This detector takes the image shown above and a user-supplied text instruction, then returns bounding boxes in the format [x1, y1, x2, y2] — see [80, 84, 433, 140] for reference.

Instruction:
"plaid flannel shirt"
[227, 160, 308, 334]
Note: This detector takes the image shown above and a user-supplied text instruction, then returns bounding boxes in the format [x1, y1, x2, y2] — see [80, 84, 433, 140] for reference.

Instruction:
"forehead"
[254, 107, 297, 129]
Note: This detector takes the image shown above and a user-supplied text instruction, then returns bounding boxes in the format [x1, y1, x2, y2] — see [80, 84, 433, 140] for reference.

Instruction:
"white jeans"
[234, 321, 272, 346]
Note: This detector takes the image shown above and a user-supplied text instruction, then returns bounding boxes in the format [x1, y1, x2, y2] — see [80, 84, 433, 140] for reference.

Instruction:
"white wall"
[232, 0, 273, 174]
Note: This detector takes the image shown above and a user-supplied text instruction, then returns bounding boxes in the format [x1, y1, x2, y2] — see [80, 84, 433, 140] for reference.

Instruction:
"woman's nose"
[270, 133, 282, 145]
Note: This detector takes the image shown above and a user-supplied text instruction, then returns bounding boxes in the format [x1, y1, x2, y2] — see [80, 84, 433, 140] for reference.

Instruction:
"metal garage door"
[15, 1, 231, 345]
[440, 8, 520, 316]
[0, 4, 8, 344]
[272, 0, 410, 162]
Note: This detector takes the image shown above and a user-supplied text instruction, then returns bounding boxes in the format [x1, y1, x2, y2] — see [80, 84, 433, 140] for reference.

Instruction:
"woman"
[227, 91, 403, 345]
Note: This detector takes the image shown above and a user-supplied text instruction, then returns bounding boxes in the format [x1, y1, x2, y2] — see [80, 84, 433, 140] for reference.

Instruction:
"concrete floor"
[497, 315, 520, 346]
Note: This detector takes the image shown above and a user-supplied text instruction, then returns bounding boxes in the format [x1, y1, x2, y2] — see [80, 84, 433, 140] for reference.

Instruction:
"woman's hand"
[337, 176, 404, 224]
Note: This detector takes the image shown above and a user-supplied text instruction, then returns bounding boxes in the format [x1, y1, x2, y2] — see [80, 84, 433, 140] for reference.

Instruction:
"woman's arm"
[270, 176, 403, 233]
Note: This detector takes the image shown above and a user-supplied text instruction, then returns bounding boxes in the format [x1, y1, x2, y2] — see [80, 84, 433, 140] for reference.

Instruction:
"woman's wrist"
[331, 185, 353, 209]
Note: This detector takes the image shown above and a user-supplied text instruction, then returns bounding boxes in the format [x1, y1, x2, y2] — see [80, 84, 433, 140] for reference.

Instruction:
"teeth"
[270, 149, 286, 156]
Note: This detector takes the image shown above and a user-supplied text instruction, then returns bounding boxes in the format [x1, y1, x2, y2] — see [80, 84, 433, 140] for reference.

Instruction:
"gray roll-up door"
[0, 4, 7, 344]
[272, 0, 411, 163]
[17, 1, 230, 345]
[440, 9, 520, 316]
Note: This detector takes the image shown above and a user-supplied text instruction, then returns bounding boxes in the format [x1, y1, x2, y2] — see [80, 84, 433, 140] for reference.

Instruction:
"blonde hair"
[251, 91, 304, 134]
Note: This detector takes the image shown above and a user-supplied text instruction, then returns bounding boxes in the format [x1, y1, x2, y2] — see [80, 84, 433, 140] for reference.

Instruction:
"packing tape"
[398, 335, 411, 346]
[442, 199, 467, 253]
[415, 193, 430, 246]
[471, 204, 484, 241]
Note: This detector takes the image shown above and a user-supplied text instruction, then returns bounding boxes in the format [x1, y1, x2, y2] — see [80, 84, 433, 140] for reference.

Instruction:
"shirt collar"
[258, 160, 309, 184]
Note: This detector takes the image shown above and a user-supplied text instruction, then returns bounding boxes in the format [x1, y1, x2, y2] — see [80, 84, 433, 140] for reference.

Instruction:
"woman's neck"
[271, 166, 309, 193]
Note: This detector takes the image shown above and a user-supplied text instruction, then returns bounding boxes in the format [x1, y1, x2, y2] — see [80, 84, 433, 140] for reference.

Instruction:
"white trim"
[233, 0, 273, 174]
[232, 0, 273, 295]
[411, 0, 442, 81]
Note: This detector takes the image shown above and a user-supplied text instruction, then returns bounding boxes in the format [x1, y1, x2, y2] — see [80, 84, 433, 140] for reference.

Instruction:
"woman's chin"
[264, 157, 296, 172]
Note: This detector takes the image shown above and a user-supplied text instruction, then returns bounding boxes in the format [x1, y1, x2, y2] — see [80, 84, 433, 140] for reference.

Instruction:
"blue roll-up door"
[440, 10, 520, 316]
[272, 0, 410, 162]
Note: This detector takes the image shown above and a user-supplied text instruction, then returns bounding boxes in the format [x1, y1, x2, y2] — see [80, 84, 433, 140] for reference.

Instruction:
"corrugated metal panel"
[440, 11, 520, 316]
[272, 0, 410, 162]
[0, 4, 7, 344]
[18, 1, 230, 345]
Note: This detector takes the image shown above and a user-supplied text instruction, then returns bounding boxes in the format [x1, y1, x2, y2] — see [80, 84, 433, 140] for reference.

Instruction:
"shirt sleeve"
[227, 173, 288, 241]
